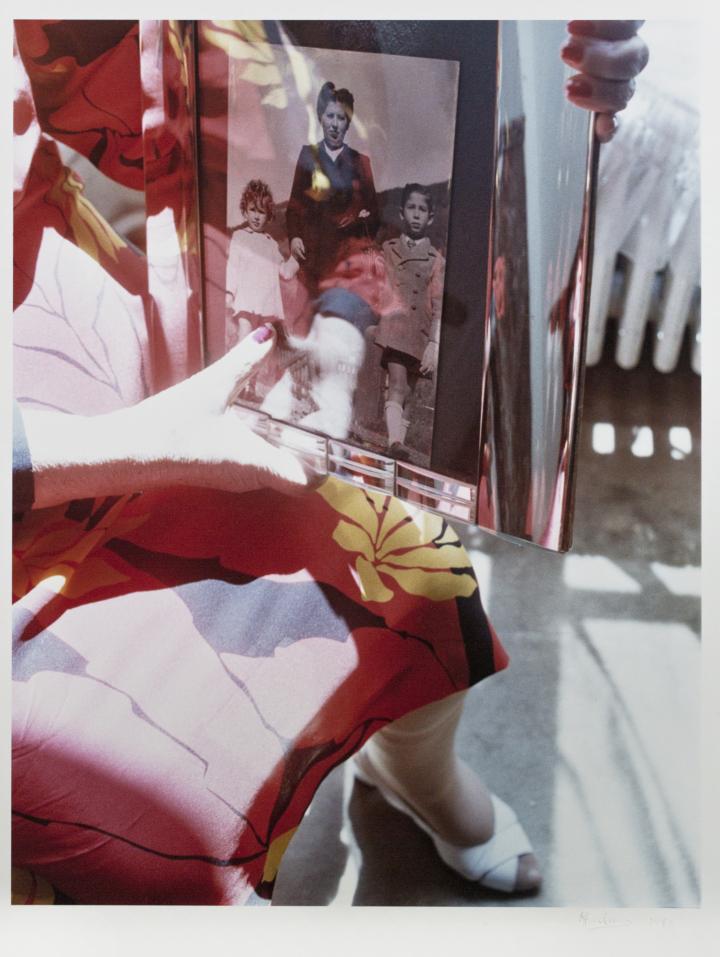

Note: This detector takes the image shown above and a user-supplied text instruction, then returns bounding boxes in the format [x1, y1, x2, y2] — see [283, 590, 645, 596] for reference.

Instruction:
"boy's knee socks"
[384, 400, 405, 445]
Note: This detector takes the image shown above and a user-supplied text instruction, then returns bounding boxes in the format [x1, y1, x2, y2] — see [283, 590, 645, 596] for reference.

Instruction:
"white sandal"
[353, 751, 538, 893]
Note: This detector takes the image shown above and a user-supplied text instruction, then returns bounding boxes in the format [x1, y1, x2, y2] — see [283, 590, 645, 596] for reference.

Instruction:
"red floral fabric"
[12, 20, 508, 905]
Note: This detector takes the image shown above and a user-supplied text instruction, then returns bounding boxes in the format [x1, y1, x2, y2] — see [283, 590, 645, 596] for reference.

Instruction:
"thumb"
[252, 439, 327, 498]
[202, 324, 277, 411]
[226, 423, 326, 497]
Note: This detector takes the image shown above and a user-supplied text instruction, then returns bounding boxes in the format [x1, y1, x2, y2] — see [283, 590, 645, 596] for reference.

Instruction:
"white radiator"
[586, 26, 700, 375]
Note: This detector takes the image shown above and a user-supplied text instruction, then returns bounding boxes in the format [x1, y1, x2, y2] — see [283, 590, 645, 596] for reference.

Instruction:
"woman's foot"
[354, 748, 542, 894]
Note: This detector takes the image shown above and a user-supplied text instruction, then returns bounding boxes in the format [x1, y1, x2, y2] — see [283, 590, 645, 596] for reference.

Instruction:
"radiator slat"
[587, 78, 700, 374]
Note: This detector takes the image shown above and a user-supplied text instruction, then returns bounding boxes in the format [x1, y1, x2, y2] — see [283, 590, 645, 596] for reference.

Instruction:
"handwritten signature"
[579, 911, 672, 931]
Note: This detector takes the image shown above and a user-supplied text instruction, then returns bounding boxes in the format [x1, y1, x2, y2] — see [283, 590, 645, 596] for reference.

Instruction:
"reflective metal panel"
[139, 20, 205, 391]
[327, 442, 395, 493]
[266, 420, 328, 475]
[477, 21, 596, 551]
[395, 462, 477, 524]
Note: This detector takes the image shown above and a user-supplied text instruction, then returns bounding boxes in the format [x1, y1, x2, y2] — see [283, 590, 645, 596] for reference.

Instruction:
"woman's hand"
[290, 237, 306, 261]
[23, 326, 320, 508]
[562, 20, 649, 143]
[338, 208, 371, 229]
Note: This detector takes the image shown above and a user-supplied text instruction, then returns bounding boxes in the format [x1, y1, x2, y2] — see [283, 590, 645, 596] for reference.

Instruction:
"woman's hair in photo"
[401, 183, 434, 213]
[316, 81, 354, 123]
[240, 179, 275, 222]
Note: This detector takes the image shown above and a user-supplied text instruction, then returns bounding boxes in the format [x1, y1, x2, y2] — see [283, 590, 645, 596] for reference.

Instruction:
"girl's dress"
[12, 20, 508, 906]
[226, 226, 298, 322]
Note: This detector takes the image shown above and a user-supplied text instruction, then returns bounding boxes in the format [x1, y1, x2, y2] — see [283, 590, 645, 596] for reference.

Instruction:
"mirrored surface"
[327, 442, 395, 492]
[477, 20, 595, 551]
[396, 461, 477, 524]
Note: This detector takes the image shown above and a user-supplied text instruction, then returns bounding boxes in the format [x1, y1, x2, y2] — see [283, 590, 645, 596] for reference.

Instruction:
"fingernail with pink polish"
[253, 324, 273, 343]
[596, 114, 619, 143]
[568, 20, 596, 37]
[566, 76, 593, 99]
[561, 41, 584, 66]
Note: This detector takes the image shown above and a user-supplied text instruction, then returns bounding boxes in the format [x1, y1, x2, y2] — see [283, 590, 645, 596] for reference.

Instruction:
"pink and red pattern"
[12, 20, 508, 905]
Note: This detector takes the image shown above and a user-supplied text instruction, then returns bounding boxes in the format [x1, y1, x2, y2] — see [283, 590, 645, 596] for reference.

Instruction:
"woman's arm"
[285, 147, 313, 250]
[354, 153, 380, 237]
[279, 254, 300, 281]
[16, 326, 317, 510]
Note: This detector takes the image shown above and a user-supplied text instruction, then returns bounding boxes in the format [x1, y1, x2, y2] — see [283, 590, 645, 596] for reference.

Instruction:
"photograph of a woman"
[286, 80, 379, 291]
[224, 42, 459, 467]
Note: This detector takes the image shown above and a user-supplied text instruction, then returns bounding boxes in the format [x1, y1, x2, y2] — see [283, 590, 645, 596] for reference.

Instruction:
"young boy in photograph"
[374, 183, 445, 459]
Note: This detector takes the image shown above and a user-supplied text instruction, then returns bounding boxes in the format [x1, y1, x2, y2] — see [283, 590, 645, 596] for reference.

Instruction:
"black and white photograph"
[223, 41, 459, 467]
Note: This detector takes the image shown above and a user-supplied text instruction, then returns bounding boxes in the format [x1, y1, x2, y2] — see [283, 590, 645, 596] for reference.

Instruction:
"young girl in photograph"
[225, 179, 300, 350]
[375, 183, 445, 459]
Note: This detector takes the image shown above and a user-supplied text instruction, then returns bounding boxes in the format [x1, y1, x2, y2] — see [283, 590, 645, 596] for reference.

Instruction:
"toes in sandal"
[353, 752, 538, 894]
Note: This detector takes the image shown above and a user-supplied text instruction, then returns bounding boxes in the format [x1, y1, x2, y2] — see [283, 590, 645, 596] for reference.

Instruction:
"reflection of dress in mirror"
[373, 184, 444, 459]
[286, 82, 379, 294]
[225, 179, 299, 353]
[479, 117, 532, 533]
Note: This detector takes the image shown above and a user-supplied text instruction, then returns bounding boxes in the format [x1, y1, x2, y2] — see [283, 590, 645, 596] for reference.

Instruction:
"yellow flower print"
[167, 21, 190, 93]
[44, 161, 125, 265]
[317, 479, 477, 604]
[262, 827, 298, 884]
[309, 167, 332, 202]
[12, 498, 148, 601]
[11, 867, 55, 905]
[201, 21, 287, 107]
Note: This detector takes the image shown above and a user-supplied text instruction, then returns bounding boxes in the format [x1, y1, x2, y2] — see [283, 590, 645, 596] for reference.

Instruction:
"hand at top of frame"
[562, 20, 649, 143]
[23, 326, 321, 509]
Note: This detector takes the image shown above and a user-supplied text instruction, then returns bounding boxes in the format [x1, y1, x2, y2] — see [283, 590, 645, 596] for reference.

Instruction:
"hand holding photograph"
[196, 20, 596, 551]
[215, 32, 460, 469]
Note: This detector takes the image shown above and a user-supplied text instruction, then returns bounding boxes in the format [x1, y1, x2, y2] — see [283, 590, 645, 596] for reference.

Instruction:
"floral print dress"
[11, 20, 508, 905]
